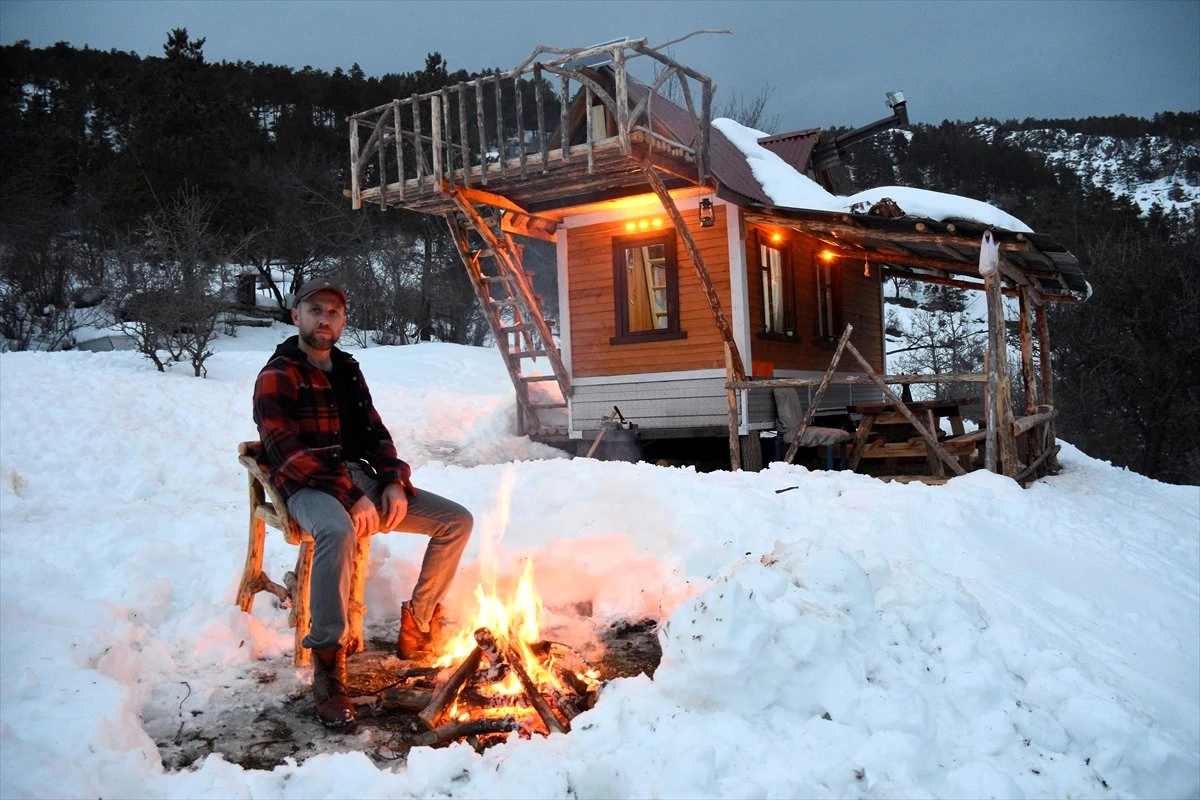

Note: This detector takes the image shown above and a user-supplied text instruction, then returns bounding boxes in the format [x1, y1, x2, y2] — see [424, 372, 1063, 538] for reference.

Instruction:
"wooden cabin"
[346, 38, 1087, 484]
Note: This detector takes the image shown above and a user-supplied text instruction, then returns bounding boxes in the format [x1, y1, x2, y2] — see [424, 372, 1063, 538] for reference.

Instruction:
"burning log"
[418, 645, 483, 729]
[407, 716, 519, 747]
[472, 627, 569, 734]
[473, 627, 511, 683]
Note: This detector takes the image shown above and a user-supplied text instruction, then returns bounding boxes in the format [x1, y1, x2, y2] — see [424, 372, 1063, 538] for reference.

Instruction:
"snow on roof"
[712, 117, 1033, 233]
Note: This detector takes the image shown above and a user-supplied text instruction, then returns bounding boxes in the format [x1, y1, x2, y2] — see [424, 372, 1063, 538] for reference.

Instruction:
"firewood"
[474, 628, 568, 734]
[473, 627, 511, 683]
[407, 716, 519, 747]
[418, 646, 483, 730]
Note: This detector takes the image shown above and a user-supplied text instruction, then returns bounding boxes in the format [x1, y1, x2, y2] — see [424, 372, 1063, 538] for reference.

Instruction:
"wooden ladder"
[444, 191, 572, 436]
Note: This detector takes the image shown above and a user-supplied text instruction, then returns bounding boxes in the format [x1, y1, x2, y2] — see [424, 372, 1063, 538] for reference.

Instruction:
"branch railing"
[347, 38, 713, 209]
[728, 371, 1059, 482]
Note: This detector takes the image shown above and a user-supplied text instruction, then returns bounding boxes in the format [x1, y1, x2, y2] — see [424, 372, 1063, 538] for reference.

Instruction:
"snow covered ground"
[1, 325, 1197, 798]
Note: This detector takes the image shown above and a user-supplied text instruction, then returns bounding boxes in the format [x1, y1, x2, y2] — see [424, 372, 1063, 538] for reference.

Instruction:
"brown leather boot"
[397, 602, 444, 660]
[312, 647, 356, 732]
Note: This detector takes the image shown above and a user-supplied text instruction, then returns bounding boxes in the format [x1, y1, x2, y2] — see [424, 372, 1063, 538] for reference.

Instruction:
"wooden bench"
[234, 441, 370, 667]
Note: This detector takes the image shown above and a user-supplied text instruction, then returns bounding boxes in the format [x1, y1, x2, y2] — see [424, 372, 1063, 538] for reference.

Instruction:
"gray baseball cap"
[293, 277, 347, 308]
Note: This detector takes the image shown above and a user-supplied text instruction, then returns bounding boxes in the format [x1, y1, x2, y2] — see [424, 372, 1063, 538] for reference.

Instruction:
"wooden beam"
[639, 161, 746, 381]
[724, 343, 741, 471]
[783, 324, 853, 464]
[728, 372, 988, 391]
[984, 269, 1019, 477]
[742, 211, 1035, 252]
[1034, 303, 1059, 472]
[841, 340, 967, 476]
[1018, 287, 1039, 415]
[349, 118, 361, 210]
[1012, 406, 1057, 438]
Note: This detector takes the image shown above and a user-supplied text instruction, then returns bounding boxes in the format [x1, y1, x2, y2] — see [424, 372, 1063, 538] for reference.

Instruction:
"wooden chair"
[235, 441, 370, 666]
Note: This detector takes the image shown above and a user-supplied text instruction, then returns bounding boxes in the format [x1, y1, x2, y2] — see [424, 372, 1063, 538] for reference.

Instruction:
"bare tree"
[888, 286, 986, 401]
[111, 190, 251, 376]
[717, 83, 781, 134]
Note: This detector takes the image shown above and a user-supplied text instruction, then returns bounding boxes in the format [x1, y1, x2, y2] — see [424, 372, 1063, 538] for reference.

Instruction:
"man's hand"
[380, 481, 409, 531]
[349, 495, 380, 538]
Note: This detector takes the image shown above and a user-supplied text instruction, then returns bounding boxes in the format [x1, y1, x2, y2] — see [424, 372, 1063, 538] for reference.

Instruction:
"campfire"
[369, 556, 602, 749]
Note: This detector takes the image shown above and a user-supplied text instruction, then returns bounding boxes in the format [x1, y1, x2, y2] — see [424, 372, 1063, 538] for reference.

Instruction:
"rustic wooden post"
[534, 65, 548, 172]
[429, 93, 442, 185]
[412, 95, 425, 185]
[1035, 302, 1061, 472]
[614, 47, 631, 154]
[349, 118, 361, 210]
[472, 78, 486, 184]
[585, 85, 595, 172]
[377, 118, 388, 208]
[392, 100, 406, 200]
[515, 75, 527, 178]
[457, 83, 471, 187]
[980, 231, 1018, 477]
[560, 74, 571, 162]
[725, 342, 741, 471]
[494, 77, 506, 179]
[1018, 286, 1039, 413]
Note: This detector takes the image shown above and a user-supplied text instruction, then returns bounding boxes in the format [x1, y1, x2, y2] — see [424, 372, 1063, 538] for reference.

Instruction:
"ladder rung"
[489, 298, 519, 308]
[500, 323, 535, 334]
[530, 401, 568, 409]
[482, 274, 513, 283]
[509, 350, 547, 359]
[521, 375, 559, 382]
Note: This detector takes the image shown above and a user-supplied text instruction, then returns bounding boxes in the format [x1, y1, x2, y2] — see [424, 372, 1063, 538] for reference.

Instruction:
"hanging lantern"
[698, 198, 715, 227]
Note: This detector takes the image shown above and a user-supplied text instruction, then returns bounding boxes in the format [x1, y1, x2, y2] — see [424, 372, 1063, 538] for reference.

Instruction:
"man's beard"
[300, 327, 339, 350]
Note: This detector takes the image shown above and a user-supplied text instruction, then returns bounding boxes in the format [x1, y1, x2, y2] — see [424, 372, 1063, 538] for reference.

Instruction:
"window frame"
[756, 232, 798, 341]
[815, 255, 844, 340]
[610, 230, 686, 344]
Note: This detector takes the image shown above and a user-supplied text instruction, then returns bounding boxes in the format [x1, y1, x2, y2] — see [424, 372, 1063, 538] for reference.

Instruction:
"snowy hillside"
[1, 328, 1197, 798]
[982, 123, 1199, 214]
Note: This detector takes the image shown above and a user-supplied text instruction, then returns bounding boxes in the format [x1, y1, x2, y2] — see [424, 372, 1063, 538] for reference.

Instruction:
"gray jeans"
[287, 463, 473, 651]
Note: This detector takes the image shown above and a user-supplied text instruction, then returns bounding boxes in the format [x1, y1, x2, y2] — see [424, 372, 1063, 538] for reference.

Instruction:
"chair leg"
[345, 536, 371, 656]
[236, 514, 267, 613]
[291, 540, 314, 667]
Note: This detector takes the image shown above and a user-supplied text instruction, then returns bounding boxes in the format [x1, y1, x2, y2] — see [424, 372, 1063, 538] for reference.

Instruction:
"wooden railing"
[347, 38, 713, 209]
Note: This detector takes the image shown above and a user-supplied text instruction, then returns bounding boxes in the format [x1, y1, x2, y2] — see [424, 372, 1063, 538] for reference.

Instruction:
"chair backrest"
[239, 440, 306, 544]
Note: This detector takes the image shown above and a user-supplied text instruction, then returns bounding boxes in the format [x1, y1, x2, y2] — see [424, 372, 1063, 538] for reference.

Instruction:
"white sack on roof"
[713, 118, 1034, 233]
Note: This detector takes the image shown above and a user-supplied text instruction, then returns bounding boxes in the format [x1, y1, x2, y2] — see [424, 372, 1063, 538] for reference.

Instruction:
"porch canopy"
[741, 203, 1088, 304]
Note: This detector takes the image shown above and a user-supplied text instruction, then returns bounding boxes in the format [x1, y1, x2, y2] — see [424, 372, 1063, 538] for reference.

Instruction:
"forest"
[1, 32, 1196, 484]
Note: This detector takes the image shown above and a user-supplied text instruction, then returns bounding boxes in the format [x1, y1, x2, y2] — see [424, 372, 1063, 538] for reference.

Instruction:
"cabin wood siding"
[743, 225, 884, 374]
[566, 205, 732, 378]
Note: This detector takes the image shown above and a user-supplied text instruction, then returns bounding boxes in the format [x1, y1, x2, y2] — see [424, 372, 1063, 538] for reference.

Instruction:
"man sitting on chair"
[252, 277, 473, 732]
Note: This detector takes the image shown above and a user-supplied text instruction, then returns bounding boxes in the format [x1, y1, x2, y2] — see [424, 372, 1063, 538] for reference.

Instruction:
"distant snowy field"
[1, 325, 1197, 798]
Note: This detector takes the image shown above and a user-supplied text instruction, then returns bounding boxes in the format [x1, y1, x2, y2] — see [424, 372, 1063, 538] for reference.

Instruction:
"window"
[759, 239, 794, 337]
[815, 256, 843, 338]
[611, 231, 684, 343]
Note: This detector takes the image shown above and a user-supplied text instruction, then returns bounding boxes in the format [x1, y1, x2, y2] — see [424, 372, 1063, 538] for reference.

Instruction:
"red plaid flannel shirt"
[252, 336, 410, 509]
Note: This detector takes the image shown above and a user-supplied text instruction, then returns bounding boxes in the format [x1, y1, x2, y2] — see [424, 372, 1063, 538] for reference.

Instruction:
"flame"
[435, 471, 563, 692]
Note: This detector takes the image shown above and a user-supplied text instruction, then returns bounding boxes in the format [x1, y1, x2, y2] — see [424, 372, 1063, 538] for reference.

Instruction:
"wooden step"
[488, 298, 519, 309]
[520, 375, 559, 382]
[500, 323, 535, 334]
[482, 274, 513, 283]
[508, 349, 547, 359]
[529, 401, 568, 409]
